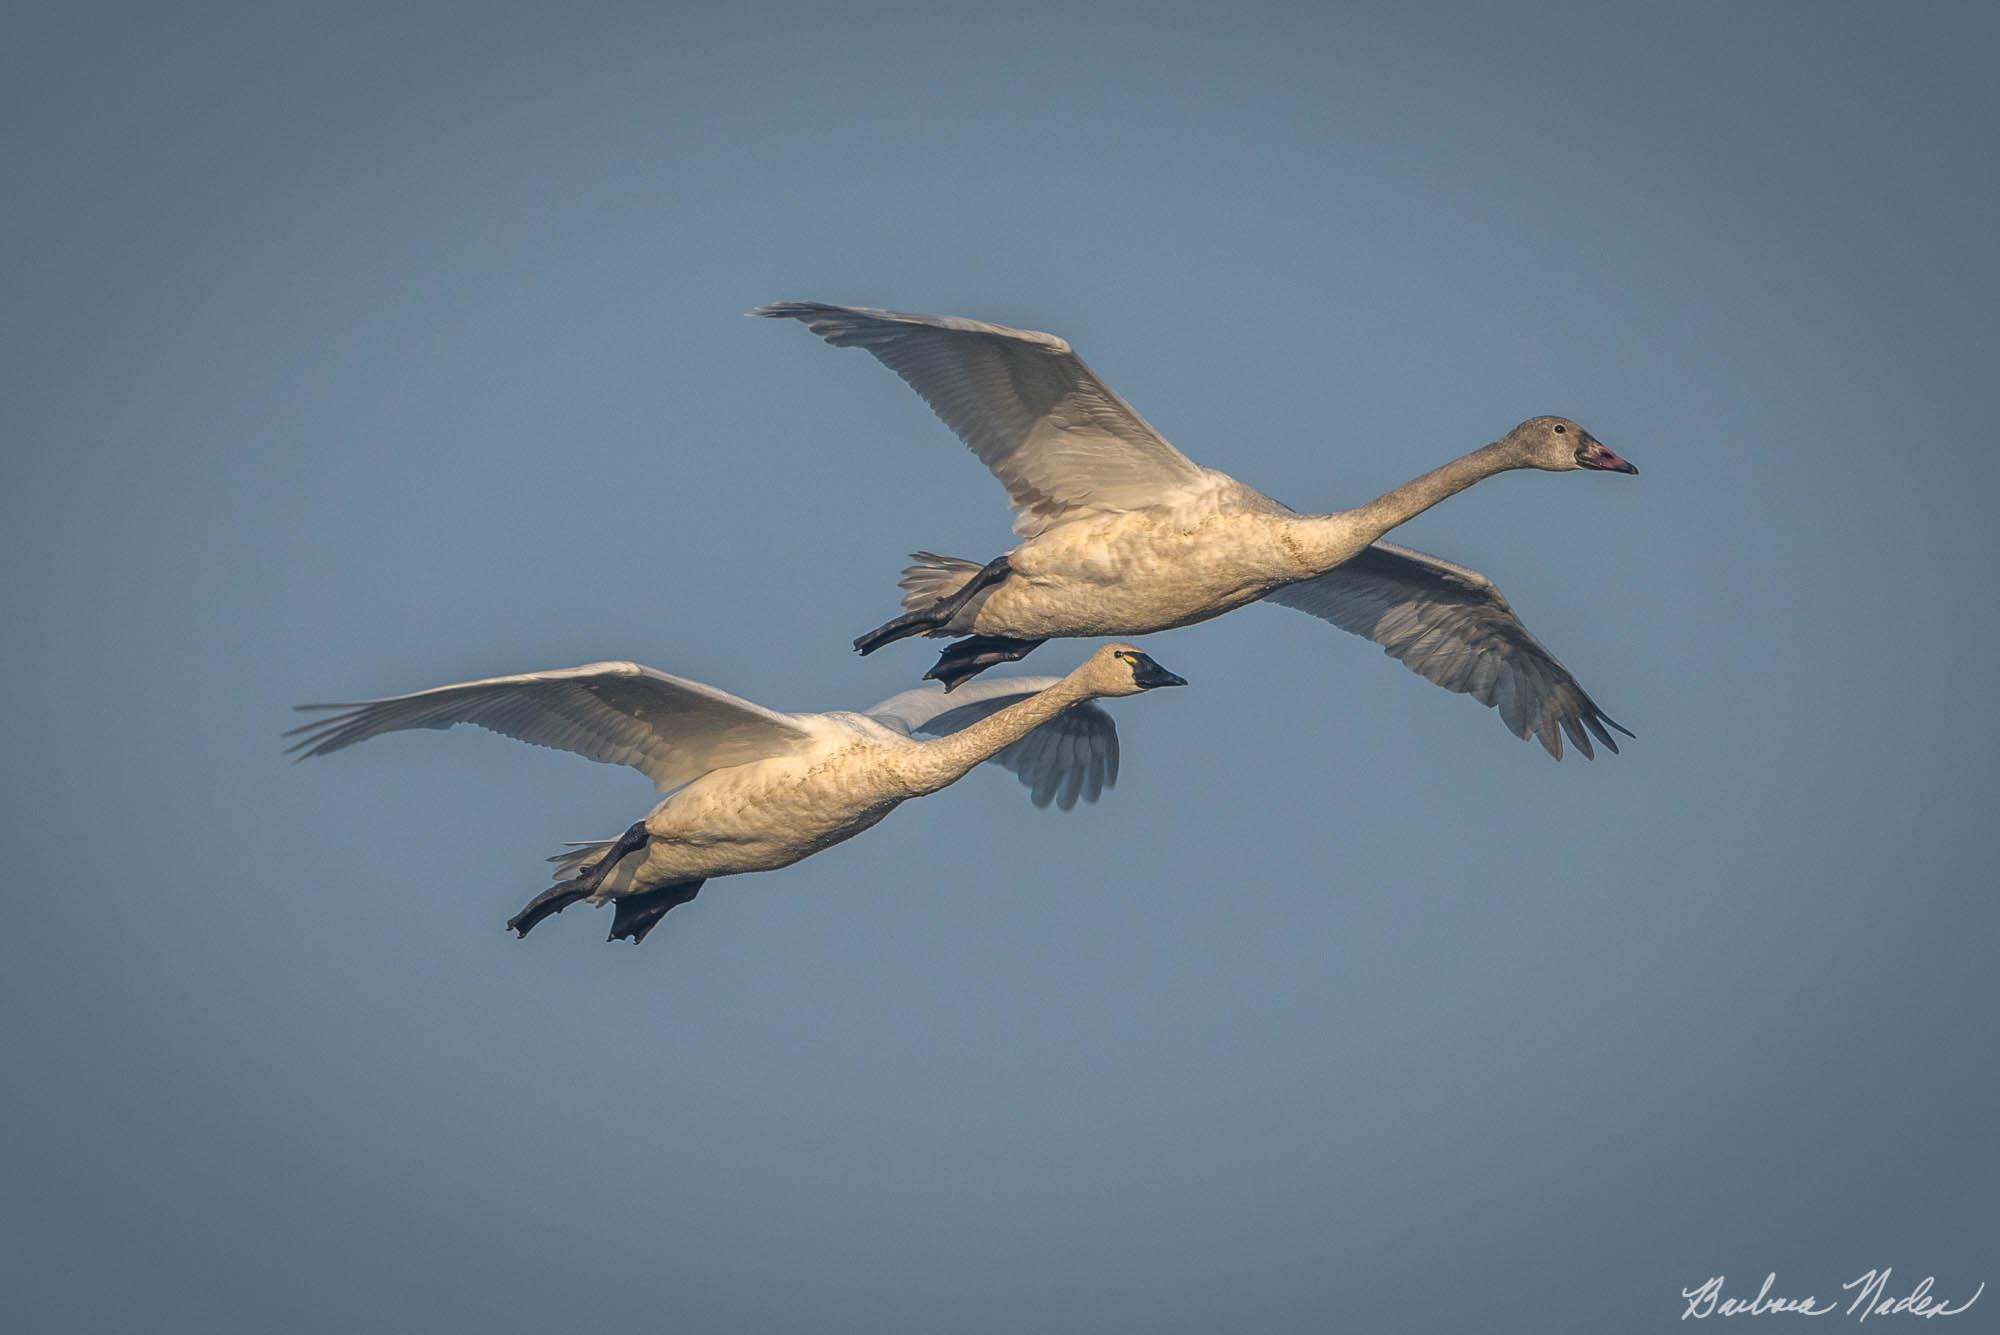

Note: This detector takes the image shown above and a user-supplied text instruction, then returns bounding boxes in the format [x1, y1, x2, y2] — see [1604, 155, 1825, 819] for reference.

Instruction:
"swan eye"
[1553, 424, 1566, 434]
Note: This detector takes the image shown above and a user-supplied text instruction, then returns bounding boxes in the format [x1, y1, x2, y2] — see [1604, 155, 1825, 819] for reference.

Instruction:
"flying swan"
[288, 645, 1184, 943]
[756, 301, 1638, 760]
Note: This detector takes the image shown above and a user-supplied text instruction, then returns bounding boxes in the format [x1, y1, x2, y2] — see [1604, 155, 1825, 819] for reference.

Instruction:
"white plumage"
[757, 301, 1639, 759]
[289, 644, 1182, 943]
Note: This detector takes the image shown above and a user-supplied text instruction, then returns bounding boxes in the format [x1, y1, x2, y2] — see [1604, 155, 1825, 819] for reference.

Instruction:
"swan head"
[1077, 643, 1188, 697]
[1503, 416, 1638, 474]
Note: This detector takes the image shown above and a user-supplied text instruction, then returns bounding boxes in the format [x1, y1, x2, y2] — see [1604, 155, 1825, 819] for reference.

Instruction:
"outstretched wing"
[755, 301, 1208, 535]
[287, 660, 816, 790]
[866, 676, 1121, 810]
[1266, 542, 1633, 760]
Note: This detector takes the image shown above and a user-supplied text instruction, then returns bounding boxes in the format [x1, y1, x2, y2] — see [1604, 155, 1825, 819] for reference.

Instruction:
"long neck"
[1288, 440, 1521, 573]
[896, 678, 1094, 796]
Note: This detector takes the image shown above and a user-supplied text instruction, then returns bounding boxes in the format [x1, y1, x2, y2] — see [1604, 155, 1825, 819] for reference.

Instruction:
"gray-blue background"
[5, 2, 1995, 1330]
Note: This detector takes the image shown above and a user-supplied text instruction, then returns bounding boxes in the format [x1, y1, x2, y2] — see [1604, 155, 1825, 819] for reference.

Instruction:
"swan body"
[608, 711, 915, 888]
[288, 645, 1181, 943]
[757, 300, 1638, 759]
[944, 481, 1334, 639]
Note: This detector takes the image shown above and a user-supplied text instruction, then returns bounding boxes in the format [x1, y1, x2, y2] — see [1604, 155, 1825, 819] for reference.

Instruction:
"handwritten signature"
[1682, 1271, 1984, 1321]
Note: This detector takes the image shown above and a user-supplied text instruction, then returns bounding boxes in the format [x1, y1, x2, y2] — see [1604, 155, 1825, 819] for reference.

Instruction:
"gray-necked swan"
[757, 301, 1636, 760]
[289, 645, 1183, 943]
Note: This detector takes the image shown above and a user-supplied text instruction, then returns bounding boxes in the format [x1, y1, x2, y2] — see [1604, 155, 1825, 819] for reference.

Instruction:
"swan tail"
[546, 840, 616, 879]
[897, 551, 985, 613]
[541, 835, 651, 898]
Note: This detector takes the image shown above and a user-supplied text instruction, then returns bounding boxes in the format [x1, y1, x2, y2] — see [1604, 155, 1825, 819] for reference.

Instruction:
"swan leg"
[853, 607, 942, 655]
[608, 880, 704, 944]
[505, 882, 590, 938]
[924, 635, 1046, 691]
[506, 819, 651, 938]
[853, 555, 1013, 655]
[575, 820, 650, 894]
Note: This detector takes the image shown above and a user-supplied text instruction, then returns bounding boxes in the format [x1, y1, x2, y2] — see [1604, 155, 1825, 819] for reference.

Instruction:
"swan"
[287, 645, 1184, 943]
[756, 301, 1638, 760]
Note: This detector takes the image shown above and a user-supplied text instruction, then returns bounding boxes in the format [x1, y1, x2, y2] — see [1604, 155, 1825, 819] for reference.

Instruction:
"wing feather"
[1265, 542, 1632, 760]
[287, 660, 815, 790]
[755, 301, 1208, 534]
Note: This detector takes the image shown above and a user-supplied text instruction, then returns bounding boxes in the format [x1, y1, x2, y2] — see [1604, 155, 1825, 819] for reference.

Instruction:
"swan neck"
[1292, 441, 1518, 571]
[900, 678, 1091, 796]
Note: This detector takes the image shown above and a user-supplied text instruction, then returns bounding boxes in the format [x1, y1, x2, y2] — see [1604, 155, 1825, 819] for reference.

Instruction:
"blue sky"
[5, 3, 1997, 1331]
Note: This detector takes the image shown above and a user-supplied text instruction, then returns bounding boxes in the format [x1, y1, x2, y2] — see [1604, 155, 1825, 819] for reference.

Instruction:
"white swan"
[288, 645, 1184, 943]
[756, 301, 1638, 760]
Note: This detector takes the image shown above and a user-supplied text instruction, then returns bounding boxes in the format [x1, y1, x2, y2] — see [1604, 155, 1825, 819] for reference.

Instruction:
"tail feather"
[898, 551, 983, 613]
[544, 837, 646, 896]
[547, 840, 615, 879]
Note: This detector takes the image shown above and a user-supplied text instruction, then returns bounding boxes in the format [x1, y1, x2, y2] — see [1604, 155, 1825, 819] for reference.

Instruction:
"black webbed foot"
[608, 881, 705, 944]
[854, 608, 940, 655]
[506, 882, 589, 938]
[924, 635, 1047, 691]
